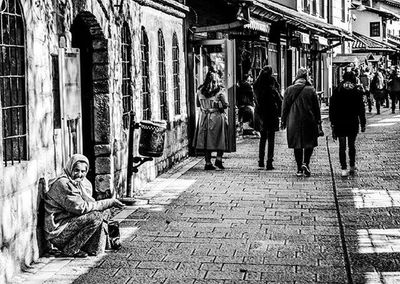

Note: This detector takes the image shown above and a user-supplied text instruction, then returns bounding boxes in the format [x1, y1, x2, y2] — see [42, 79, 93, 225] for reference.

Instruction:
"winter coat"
[388, 73, 400, 93]
[281, 78, 321, 149]
[371, 71, 386, 100]
[253, 76, 282, 132]
[237, 81, 255, 107]
[193, 89, 229, 151]
[329, 81, 366, 137]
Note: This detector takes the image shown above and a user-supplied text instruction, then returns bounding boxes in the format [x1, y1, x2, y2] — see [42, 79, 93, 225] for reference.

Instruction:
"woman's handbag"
[106, 220, 121, 250]
[318, 123, 325, 137]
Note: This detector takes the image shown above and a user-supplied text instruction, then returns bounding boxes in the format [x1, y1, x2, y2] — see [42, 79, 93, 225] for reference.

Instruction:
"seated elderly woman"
[44, 154, 124, 257]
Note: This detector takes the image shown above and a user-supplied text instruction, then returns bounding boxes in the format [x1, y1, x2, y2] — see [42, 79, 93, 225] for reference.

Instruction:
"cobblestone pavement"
[11, 107, 400, 284]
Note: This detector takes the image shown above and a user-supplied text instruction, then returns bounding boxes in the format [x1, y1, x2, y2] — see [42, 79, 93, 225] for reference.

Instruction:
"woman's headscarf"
[49, 154, 92, 196]
[64, 154, 89, 178]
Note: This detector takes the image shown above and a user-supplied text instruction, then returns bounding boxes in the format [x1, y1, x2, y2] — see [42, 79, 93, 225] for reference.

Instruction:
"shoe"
[215, 160, 225, 169]
[349, 166, 357, 175]
[296, 170, 303, 177]
[258, 161, 265, 168]
[341, 169, 349, 177]
[204, 164, 216, 170]
[301, 164, 311, 177]
[392, 110, 396, 114]
[266, 162, 274, 170]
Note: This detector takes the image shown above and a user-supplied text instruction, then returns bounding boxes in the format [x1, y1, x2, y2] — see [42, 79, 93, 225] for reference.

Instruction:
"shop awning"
[251, 0, 353, 41]
[332, 53, 374, 65]
[243, 18, 271, 34]
[193, 17, 272, 35]
[352, 32, 398, 52]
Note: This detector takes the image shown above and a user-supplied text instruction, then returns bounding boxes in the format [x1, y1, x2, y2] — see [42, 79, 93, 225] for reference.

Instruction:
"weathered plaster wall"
[0, 0, 60, 282]
[0, 0, 188, 281]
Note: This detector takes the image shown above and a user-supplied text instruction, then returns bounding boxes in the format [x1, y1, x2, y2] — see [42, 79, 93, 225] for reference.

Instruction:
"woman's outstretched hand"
[112, 198, 126, 209]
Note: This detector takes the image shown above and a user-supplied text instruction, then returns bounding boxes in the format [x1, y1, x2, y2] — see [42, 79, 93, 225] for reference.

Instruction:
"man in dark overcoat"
[329, 71, 366, 177]
[281, 68, 321, 177]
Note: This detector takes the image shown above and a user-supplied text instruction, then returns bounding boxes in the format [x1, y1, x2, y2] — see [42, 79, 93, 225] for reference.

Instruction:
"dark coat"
[281, 79, 321, 149]
[253, 75, 282, 132]
[329, 81, 366, 137]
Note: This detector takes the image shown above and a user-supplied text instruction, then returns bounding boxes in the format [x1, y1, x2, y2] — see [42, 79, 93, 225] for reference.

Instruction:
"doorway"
[70, 12, 111, 186]
[190, 39, 237, 152]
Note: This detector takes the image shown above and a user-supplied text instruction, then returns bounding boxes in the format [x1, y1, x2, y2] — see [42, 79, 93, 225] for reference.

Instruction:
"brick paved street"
[11, 107, 400, 284]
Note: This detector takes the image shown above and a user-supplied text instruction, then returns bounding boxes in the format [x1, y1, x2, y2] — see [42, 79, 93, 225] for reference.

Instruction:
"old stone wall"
[0, 0, 189, 282]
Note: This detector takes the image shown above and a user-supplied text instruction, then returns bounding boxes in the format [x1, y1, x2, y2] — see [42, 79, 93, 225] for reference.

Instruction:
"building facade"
[0, 0, 189, 281]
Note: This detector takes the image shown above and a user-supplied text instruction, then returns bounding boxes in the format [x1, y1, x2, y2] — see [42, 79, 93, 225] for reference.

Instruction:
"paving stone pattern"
[13, 108, 400, 284]
[332, 109, 400, 284]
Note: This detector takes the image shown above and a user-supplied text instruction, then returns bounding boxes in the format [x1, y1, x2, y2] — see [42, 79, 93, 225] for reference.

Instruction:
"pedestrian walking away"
[371, 68, 386, 114]
[387, 65, 400, 114]
[360, 67, 373, 113]
[193, 69, 229, 170]
[281, 67, 322, 177]
[44, 154, 125, 258]
[253, 65, 282, 170]
[329, 71, 366, 177]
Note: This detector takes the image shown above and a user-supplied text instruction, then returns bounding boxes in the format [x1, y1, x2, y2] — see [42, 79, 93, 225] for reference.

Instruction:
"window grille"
[320, 0, 325, 18]
[341, 0, 346, 22]
[172, 33, 180, 115]
[141, 27, 151, 121]
[370, 22, 380, 37]
[311, 0, 317, 15]
[1, 0, 27, 166]
[158, 30, 168, 120]
[121, 23, 132, 129]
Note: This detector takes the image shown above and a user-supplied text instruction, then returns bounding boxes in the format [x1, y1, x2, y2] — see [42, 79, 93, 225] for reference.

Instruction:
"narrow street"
[12, 107, 400, 284]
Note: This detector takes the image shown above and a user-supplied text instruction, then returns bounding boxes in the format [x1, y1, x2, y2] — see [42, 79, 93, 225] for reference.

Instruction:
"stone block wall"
[0, 0, 189, 281]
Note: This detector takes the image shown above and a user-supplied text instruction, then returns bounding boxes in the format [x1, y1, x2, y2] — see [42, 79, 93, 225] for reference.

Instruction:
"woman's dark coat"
[281, 78, 321, 149]
[329, 81, 366, 137]
[253, 75, 282, 132]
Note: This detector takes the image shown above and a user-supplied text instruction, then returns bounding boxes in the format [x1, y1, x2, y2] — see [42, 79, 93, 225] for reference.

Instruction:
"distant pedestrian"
[370, 68, 386, 114]
[329, 71, 366, 177]
[387, 66, 400, 114]
[281, 68, 322, 177]
[360, 67, 372, 113]
[193, 70, 229, 170]
[237, 73, 256, 133]
[253, 65, 282, 170]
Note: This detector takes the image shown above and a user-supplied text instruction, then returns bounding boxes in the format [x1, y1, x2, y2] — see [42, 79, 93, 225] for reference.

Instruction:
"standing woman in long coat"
[193, 70, 229, 170]
[281, 68, 322, 177]
[253, 65, 282, 170]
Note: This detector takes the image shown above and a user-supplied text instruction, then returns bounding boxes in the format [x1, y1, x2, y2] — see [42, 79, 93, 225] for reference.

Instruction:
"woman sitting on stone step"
[44, 154, 124, 257]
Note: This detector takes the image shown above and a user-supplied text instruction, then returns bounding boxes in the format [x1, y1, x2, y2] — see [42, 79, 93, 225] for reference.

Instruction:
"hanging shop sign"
[295, 31, 310, 44]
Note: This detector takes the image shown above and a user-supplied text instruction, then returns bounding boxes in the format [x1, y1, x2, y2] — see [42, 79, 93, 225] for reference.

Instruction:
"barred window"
[172, 33, 180, 115]
[370, 22, 380, 37]
[1, 0, 27, 165]
[121, 22, 132, 129]
[319, 0, 325, 18]
[141, 27, 151, 121]
[158, 30, 168, 120]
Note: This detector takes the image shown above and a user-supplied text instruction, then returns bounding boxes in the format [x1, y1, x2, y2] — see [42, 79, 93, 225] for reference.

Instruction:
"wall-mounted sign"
[315, 35, 328, 46]
[296, 31, 310, 44]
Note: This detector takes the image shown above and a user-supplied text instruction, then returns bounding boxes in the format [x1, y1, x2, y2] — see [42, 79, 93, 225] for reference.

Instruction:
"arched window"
[1, 0, 27, 165]
[121, 22, 132, 129]
[172, 33, 180, 115]
[141, 27, 151, 120]
[158, 29, 168, 120]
